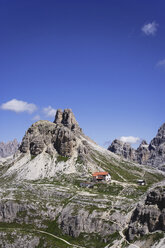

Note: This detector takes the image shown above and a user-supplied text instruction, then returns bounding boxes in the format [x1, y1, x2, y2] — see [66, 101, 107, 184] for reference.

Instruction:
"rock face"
[19, 109, 85, 158]
[148, 123, 165, 166]
[58, 205, 120, 238]
[136, 140, 150, 164]
[126, 187, 165, 241]
[108, 123, 165, 167]
[0, 200, 27, 222]
[54, 109, 81, 131]
[0, 139, 19, 158]
[108, 139, 135, 161]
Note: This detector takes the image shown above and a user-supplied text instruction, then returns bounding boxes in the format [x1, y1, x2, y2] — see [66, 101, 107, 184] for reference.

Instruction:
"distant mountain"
[108, 123, 165, 169]
[0, 139, 19, 158]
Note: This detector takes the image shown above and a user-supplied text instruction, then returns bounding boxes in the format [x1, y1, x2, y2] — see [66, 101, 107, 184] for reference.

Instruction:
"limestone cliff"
[19, 109, 83, 157]
[126, 186, 165, 241]
[108, 123, 165, 168]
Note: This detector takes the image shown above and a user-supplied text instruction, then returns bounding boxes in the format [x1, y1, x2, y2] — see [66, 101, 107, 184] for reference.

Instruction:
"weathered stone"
[108, 139, 136, 161]
[126, 187, 165, 241]
[54, 109, 63, 124]
[54, 108, 80, 131]
[54, 127, 77, 157]
[19, 109, 85, 158]
[58, 204, 120, 238]
[136, 140, 150, 164]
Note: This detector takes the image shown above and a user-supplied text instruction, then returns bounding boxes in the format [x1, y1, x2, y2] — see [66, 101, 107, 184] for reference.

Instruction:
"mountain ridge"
[108, 122, 165, 169]
[0, 139, 19, 158]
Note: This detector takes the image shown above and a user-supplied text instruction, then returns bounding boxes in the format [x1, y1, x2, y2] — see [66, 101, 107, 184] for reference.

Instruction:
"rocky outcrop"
[148, 123, 165, 166]
[126, 187, 165, 241]
[0, 139, 19, 158]
[58, 203, 120, 238]
[0, 200, 26, 222]
[54, 109, 81, 132]
[108, 139, 136, 161]
[136, 140, 150, 164]
[19, 109, 87, 158]
[108, 123, 165, 167]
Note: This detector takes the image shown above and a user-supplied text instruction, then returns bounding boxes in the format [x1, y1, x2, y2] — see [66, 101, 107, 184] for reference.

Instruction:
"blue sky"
[0, 0, 165, 147]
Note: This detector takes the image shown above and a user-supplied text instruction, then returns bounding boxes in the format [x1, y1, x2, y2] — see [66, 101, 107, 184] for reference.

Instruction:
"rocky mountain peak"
[151, 122, 165, 146]
[19, 109, 85, 160]
[54, 109, 81, 131]
[108, 139, 135, 161]
[54, 109, 63, 124]
[8, 108, 107, 180]
[158, 122, 165, 135]
[139, 140, 148, 146]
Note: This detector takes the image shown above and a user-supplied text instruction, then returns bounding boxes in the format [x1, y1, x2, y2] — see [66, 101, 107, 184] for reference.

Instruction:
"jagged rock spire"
[54, 109, 63, 124]
[54, 109, 80, 131]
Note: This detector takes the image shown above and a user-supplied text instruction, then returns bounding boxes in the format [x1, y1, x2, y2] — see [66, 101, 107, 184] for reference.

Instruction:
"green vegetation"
[0, 222, 34, 230]
[4, 232, 15, 243]
[121, 240, 128, 247]
[153, 232, 164, 242]
[56, 155, 69, 163]
[106, 231, 121, 246]
[75, 232, 109, 248]
[43, 218, 121, 248]
[121, 184, 149, 200]
[31, 155, 37, 160]
[84, 204, 110, 214]
[94, 182, 123, 195]
[0, 227, 70, 248]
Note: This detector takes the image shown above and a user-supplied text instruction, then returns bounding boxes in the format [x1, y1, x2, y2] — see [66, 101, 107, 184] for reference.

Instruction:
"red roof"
[92, 172, 109, 177]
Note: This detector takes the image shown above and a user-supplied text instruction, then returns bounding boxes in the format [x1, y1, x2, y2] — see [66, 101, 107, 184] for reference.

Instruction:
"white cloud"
[119, 136, 140, 144]
[156, 59, 165, 67]
[32, 115, 40, 121]
[1, 99, 37, 113]
[142, 21, 158, 36]
[43, 106, 56, 117]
